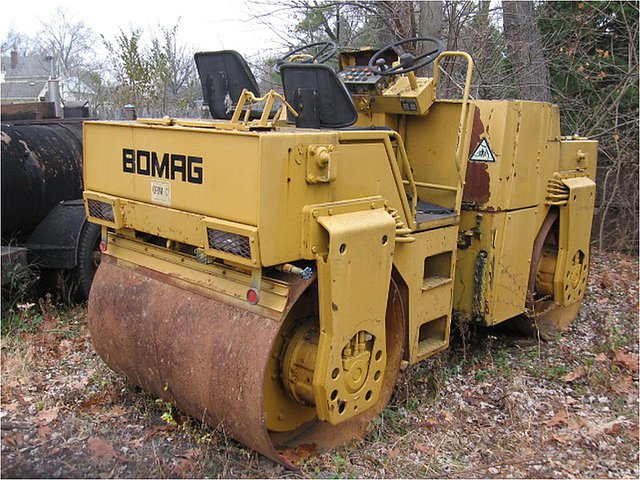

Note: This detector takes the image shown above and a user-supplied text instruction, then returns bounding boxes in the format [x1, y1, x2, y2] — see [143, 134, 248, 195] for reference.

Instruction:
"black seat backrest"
[280, 63, 357, 129]
[194, 50, 260, 120]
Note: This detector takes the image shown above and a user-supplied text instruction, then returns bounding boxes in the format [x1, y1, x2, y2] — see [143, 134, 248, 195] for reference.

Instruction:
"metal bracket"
[301, 196, 387, 258]
[555, 176, 596, 306]
[312, 208, 396, 424]
[306, 144, 337, 184]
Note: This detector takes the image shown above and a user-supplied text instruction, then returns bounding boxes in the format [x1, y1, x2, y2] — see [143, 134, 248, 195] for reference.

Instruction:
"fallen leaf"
[70, 377, 90, 391]
[80, 393, 111, 410]
[419, 418, 440, 428]
[604, 421, 624, 435]
[144, 423, 175, 438]
[173, 449, 198, 476]
[551, 433, 572, 444]
[595, 353, 608, 362]
[414, 442, 433, 455]
[611, 375, 633, 394]
[37, 406, 59, 425]
[562, 368, 585, 382]
[58, 339, 73, 353]
[129, 437, 144, 449]
[613, 350, 638, 373]
[174, 458, 196, 477]
[37, 425, 52, 439]
[3, 433, 20, 447]
[444, 411, 454, 422]
[567, 415, 587, 430]
[388, 448, 402, 459]
[88, 436, 116, 460]
[544, 411, 568, 427]
[627, 427, 639, 440]
[279, 443, 318, 463]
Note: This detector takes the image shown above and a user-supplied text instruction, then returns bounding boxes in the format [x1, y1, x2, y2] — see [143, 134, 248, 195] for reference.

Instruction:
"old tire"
[71, 221, 101, 301]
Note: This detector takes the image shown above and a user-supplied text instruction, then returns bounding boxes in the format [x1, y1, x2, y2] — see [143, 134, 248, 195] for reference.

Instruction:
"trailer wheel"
[71, 222, 101, 301]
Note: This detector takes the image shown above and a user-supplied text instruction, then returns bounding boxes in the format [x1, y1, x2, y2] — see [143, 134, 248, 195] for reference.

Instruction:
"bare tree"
[36, 7, 97, 79]
[502, 1, 552, 102]
[418, 1, 444, 38]
[1, 28, 38, 56]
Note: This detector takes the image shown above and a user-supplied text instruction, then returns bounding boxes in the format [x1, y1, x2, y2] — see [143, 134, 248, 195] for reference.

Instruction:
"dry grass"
[1, 250, 638, 478]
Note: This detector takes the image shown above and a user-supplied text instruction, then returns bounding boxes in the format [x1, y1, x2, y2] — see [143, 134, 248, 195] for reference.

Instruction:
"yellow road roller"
[83, 38, 597, 466]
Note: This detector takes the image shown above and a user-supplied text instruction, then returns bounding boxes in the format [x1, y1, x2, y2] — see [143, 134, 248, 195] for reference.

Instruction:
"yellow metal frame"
[393, 225, 458, 363]
[81, 45, 598, 435]
[230, 89, 298, 128]
[201, 217, 261, 267]
[313, 207, 396, 424]
[301, 196, 388, 257]
[105, 234, 288, 314]
[371, 76, 436, 116]
[83, 191, 124, 229]
[555, 177, 596, 306]
[433, 51, 475, 189]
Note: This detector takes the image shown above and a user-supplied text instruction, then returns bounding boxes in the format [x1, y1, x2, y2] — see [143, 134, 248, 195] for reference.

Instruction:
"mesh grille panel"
[87, 199, 115, 222]
[207, 228, 251, 259]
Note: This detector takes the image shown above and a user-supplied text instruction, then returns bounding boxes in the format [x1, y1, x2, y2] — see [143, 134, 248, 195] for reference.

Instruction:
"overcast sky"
[1, 0, 285, 58]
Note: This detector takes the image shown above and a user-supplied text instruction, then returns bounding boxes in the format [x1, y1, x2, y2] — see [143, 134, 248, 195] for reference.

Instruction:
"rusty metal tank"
[1, 122, 84, 237]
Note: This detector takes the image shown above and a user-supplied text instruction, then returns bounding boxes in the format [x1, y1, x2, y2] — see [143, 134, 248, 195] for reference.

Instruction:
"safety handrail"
[388, 131, 418, 222]
[402, 179, 459, 193]
[432, 52, 474, 189]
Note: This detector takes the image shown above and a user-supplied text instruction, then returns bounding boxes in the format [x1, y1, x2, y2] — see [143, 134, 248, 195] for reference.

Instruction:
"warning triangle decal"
[469, 138, 496, 162]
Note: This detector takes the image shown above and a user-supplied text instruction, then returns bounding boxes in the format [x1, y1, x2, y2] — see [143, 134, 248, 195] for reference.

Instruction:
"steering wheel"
[368, 37, 444, 76]
[274, 41, 338, 72]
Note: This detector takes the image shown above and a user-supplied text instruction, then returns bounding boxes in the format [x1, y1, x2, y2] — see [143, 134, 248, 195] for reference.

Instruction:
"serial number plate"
[151, 180, 171, 206]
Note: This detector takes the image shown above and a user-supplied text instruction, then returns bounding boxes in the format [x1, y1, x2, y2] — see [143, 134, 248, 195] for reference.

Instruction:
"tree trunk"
[502, 1, 552, 102]
[417, 1, 443, 76]
[418, 1, 443, 38]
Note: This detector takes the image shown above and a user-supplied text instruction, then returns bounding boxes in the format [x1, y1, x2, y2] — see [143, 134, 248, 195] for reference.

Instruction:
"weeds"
[0, 251, 637, 478]
[1, 304, 43, 336]
[544, 364, 569, 380]
[156, 399, 177, 426]
[1, 260, 40, 335]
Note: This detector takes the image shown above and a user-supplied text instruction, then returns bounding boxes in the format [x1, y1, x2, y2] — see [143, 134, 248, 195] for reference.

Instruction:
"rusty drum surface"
[88, 256, 405, 467]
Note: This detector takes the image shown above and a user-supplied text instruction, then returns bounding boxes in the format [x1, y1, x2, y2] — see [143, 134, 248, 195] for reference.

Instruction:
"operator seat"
[279, 63, 358, 129]
[195, 50, 275, 120]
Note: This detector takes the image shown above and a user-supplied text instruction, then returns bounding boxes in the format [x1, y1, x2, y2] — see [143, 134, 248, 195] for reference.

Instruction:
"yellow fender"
[555, 176, 596, 307]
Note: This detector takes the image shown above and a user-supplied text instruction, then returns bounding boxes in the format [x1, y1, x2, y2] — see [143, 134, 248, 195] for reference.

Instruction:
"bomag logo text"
[122, 148, 203, 184]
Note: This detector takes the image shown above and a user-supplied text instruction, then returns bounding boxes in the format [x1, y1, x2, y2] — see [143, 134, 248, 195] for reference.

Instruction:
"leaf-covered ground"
[1, 250, 638, 478]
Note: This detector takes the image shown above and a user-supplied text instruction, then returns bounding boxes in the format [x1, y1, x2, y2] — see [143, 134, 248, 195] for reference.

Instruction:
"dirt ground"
[1, 250, 638, 478]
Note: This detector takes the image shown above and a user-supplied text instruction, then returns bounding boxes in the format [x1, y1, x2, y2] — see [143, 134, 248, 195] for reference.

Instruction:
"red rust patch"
[463, 107, 491, 205]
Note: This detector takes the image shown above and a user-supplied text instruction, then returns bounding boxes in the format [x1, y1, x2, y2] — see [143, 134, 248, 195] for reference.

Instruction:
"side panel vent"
[87, 199, 115, 222]
[207, 228, 251, 259]
[83, 191, 121, 228]
[201, 217, 259, 267]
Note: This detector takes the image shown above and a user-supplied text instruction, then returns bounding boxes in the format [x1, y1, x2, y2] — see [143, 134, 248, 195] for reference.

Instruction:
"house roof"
[1, 53, 50, 101]
[1, 81, 47, 101]
[1, 54, 51, 79]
